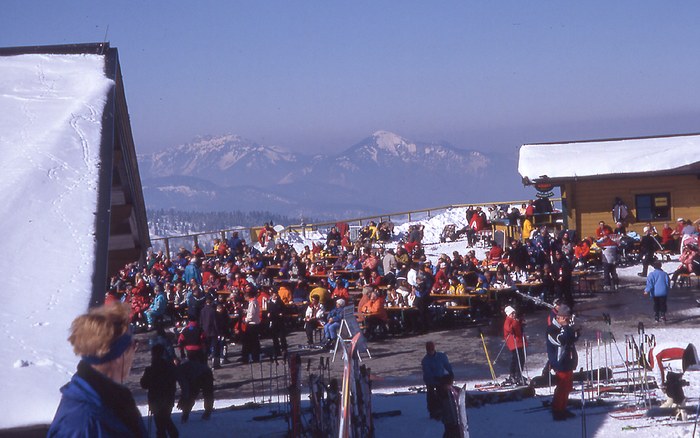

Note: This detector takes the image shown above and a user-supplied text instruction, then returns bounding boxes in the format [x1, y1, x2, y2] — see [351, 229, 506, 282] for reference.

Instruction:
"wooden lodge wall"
[562, 173, 700, 239]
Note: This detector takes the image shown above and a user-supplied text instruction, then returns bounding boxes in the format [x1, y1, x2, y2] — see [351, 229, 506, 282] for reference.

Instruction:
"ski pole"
[604, 333, 609, 378]
[492, 333, 511, 365]
[597, 332, 601, 397]
[581, 378, 587, 438]
[522, 333, 530, 381]
[269, 356, 274, 404]
[479, 330, 497, 381]
[584, 340, 589, 401]
[692, 393, 700, 438]
[250, 361, 257, 404]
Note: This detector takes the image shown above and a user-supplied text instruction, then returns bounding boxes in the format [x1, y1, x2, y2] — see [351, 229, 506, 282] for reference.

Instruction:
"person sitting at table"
[447, 276, 465, 295]
[356, 286, 373, 312]
[509, 265, 530, 284]
[304, 295, 325, 345]
[323, 299, 345, 350]
[492, 268, 513, 289]
[309, 279, 331, 308]
[368, 270, 384, 288]
[396, 279, 411, 301]
[356, 271, 371, 289]
[332, 253, 347, 271]
[360, 292, 388, 341]
[386, 286, 405, 307]
[595, 221, 614, 239]
[345, 253, 361, 270]
[395, 247, 412, 276]
[309, 261, 326, 276]
[475, 271, 494, 293]
[292, 280, 309, 303]
[326, 226, 342, 251]
[486, 241, 504, 266]
[573, 238, 592, 269]
[277, 284, 293, 304]
[432, 263, 449, 292]
[330, 280, 350, 303]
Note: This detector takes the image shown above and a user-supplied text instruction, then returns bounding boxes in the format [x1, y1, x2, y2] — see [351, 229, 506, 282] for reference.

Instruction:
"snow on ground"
[0, 53, 113, 428]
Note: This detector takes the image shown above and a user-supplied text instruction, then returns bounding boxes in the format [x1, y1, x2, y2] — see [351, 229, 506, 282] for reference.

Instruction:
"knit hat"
[557, 304, 572, 317]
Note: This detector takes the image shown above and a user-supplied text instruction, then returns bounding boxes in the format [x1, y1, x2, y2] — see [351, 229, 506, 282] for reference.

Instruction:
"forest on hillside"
[147, 209, 306, 237]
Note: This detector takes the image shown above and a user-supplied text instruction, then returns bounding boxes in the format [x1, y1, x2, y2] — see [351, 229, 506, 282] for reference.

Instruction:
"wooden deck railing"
[149, 197, 562, 258]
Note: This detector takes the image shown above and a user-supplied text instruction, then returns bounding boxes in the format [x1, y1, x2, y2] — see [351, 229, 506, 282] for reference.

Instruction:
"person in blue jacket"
[145, 285, 168, 329]
[48, 302, 146, 437]
[644, 260, 671, 322]
[421, 341, 454, 420]
[183, 257, 202, 285]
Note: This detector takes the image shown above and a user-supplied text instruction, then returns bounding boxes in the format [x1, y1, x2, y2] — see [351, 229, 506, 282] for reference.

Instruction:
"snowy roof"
[0, 43, 150, 429]
[518, 133, 700, 184]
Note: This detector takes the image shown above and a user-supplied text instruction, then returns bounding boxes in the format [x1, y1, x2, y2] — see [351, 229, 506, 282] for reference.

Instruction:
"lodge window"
[635, 193, 671, 221]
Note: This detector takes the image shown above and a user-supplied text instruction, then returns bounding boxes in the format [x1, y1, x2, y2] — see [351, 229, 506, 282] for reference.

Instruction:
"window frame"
[634, 192, 671, 221]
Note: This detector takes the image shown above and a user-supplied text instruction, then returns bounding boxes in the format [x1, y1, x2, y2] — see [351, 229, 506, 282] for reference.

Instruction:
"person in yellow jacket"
[522, 215, 534, 242]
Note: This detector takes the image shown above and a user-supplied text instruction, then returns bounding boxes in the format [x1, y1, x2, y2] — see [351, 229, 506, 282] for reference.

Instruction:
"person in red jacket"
[595, 221, 613, 239]
[504, 305, 527, 385]
[178, 320, 206, 363]
[469, 207, 487, 232]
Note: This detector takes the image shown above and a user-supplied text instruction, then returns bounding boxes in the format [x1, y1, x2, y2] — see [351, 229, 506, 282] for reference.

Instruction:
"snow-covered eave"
[520, 163, 700, 186]
[518, 133, 700, 184]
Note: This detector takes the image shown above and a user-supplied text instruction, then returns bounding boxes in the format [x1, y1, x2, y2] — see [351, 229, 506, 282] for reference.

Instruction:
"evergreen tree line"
[147, 208, 306, 237]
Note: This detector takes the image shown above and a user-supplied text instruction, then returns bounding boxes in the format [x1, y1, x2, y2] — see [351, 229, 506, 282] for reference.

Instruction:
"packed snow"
[0, 53, 113, 428]
[519, 134, 700, 181]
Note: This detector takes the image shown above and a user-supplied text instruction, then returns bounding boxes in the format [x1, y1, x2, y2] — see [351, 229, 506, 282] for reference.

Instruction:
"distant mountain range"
[138, 131, 530, 220]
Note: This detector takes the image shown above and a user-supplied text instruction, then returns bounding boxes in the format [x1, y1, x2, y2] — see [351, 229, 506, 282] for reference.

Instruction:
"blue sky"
[4, 1, 700, 156]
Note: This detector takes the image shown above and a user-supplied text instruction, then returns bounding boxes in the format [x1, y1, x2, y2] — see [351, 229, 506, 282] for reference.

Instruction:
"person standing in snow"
[546, 304, 579, 421]
[503, 306, 527, 385]
[140, 344, 179, 437]
[421, 341, 454, 419]
[644, 260, 671, 323]
[421, 341, 458, 437]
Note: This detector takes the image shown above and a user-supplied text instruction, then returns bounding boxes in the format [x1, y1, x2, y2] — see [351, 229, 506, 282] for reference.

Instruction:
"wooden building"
[0, 43, 150, 306]
[518, 133, 700, 239]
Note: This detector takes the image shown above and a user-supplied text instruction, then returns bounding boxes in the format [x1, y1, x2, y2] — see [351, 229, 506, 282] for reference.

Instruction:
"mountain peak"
[366, 130, 416, 157]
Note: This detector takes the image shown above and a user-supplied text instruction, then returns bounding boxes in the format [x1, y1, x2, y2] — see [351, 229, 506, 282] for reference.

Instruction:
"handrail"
[149, 197, 562, 258]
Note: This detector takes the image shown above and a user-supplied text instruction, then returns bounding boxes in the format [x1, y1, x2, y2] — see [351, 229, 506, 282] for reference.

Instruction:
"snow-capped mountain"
[139, 131, 529, 216]
[139, 134, 301, 187]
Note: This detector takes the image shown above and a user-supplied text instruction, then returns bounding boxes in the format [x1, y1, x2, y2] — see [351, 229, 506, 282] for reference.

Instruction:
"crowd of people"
[102, 205, 700, 367]
[49, 202, 700, 434]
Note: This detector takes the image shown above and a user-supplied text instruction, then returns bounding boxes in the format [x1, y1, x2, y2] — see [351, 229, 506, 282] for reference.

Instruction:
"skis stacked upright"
[356, 364, 374, 437]
[288, 353, 302, 438]
[448, 385, 471, 438]
[338, 332, 360, 437]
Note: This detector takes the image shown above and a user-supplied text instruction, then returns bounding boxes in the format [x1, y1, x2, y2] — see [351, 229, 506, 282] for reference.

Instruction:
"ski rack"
[332, 307, 372, 362]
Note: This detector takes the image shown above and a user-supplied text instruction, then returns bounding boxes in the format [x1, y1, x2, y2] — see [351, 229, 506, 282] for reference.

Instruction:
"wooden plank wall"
[562, 174, 700, 239]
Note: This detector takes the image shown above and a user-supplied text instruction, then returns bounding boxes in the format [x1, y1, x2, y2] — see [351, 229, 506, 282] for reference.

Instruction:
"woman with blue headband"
[48, 302, 146, 437]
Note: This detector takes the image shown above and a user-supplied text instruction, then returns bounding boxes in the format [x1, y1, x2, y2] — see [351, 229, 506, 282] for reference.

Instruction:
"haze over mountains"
[138, 131, 531, 220]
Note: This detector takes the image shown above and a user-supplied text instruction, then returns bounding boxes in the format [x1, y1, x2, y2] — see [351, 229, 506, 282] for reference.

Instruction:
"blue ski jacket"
[645, 268, 670, 298]
[422, 352, 454, 386]
[48, 373, 146, 437]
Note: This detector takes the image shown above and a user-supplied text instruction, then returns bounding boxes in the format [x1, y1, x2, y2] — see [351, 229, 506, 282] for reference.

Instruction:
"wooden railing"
[149, 198, 562, 258]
